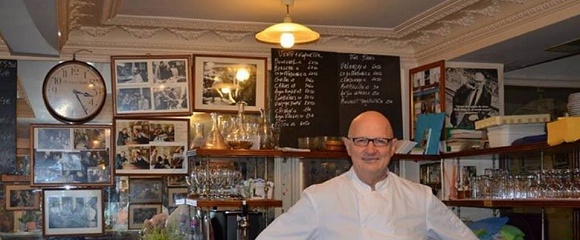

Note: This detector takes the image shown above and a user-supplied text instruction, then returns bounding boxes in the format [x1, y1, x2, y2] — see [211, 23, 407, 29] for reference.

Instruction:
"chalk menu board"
[0, 60, 17, 174]
[271, 49, 402, 147]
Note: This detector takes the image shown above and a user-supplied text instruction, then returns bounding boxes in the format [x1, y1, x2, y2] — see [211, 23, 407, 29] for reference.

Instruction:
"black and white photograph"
[445, 62, 503, 130]
[36, 128, 71, 150]
[43, 188, 103, 236]
[31, 124, 114, 187]
[112, 55, 192, 117]
[152, 59, 188, 83]
[193, 55, 266, 113]
[5, 185, 40, 210]
[128, 204, 162, 230]
[114, 119, 189, 175]
[129, 177, 163, 203]
[116, 87, 153, 112]
[115, 61, 149, 84]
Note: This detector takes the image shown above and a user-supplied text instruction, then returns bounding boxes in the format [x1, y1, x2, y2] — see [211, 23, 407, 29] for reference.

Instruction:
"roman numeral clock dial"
[42, 60, 107, 124]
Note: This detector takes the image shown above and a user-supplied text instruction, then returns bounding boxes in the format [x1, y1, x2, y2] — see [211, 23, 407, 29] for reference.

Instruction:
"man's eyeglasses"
[346, 137, 394, 147]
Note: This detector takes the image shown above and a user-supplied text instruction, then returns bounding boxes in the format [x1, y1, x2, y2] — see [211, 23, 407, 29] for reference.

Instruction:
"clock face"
[43, 61, 107, 123]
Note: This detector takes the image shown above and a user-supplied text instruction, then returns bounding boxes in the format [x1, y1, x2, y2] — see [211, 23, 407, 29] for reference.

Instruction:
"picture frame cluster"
[5, 54, 268, 237]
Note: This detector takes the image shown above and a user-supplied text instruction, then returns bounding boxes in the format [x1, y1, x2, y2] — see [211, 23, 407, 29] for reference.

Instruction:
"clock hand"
[73, 90, 89, 115]
[72, 89, 94, 97]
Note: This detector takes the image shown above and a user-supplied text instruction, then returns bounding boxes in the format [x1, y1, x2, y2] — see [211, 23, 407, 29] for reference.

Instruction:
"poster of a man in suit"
[446, 67, 501, 129]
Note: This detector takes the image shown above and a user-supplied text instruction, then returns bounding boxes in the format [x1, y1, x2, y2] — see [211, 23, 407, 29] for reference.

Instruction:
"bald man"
[257, 111, 477, 240]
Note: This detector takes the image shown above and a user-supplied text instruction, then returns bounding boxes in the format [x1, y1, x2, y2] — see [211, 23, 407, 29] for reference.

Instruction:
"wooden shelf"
[192, 148, 351, 159]
[444, 199, 580, 208]
[192, 148, 441, 160]
[195, 199, 283, 208]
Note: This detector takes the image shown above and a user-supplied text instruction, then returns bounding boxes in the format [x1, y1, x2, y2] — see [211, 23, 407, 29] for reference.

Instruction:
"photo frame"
[111, 55, 192, 117]
[5, 185, 40, 210]
[128, 177, 163, 203]
[409, 60, 445, 139]
[419, 162, 441, 186]
[128, 204, 162, 230]
[42, 188, 104, 236]
[166, 175, 187, 187]
[445, 62, 504, 130]
[114, 118, 189, 175]
[193, 54, 267, 113]
[30, 124, 113, 187]
[167, 187, 188, 207]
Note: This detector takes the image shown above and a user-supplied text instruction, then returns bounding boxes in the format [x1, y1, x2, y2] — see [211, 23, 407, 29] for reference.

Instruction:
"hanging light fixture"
[255, 0, 319, 48]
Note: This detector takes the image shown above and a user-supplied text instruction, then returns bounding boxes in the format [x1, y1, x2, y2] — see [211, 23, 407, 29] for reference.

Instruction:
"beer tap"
[237, 200, 250, 240]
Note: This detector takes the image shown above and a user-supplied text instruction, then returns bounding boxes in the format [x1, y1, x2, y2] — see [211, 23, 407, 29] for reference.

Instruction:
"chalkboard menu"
[0, 60, 17, 174]
[271, 49, 402, 147]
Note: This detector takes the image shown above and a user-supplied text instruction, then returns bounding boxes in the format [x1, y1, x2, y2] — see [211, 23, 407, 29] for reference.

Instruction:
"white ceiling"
[1, 0, 580, 122]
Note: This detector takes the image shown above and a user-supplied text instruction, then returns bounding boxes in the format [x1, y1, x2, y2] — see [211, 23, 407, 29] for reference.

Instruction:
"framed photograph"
[193, 54, 267, 113]
[167, 187, 188, 207]
[128, 204, 162, 230]
[42, 188, 104, 236]
[5, 185, 40, 210]
[409, 60, 445, 139]
[30, 124, 113, 187]
[114, 118, 189, 175]
[111, 55, 192, 117]
[166, 175, 187, 187]
[129, 177, 163, 203]
[420, 162, 441, 186]
[445, 62, 504, 130]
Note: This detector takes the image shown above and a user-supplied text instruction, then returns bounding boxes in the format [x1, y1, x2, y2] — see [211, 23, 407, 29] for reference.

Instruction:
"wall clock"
[42, 60, 107, 124]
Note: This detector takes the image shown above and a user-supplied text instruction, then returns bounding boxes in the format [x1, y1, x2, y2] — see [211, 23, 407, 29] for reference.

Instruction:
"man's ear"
[389, 138, 398, 156]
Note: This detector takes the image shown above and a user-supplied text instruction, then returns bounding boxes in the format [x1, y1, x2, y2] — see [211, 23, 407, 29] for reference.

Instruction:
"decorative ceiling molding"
[343, 37, 380, 48]
[79, 26, 116, 37]
[120, 26, 163, 39]
[213, 31, 254, 43]
[167, 28, 208, 41]
[414, 0, 578, 64]
[12, 0, 573, 65]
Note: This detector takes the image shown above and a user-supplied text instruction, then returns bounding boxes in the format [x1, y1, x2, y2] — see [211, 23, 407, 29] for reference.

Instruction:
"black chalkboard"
[271, 49, 339, 147]
[0, 59, 17, 174]
[336, 53, 402, 138]
[271, 49, 402, 147]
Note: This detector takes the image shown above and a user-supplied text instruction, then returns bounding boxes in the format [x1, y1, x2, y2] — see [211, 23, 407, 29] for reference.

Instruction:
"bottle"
[201, 112, 229, 150]
[226, 102, 254, 149]
[190, 122, 206, 149]
[259, 108, 274, 149]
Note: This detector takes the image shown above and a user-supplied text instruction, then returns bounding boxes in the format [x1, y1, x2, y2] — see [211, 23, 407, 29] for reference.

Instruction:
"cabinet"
[439, 141, 580, 240]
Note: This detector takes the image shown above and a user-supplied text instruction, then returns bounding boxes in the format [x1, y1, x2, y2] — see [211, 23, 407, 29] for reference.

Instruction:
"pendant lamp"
[255, 0, 319, 48]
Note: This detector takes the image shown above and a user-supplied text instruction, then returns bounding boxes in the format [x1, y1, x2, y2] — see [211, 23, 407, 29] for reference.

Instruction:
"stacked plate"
[568, 92, 580, 116]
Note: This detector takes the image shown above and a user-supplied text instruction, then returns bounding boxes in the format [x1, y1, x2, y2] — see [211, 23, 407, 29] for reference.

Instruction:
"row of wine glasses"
[186, 165, 243, 200]
[470, 168, 580, 199]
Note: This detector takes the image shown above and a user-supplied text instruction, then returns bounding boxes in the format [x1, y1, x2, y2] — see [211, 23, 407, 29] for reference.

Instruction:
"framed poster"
[128, 177, 163, 203]
[5, 185, 40, 210]
[445, 62, 504, 130]
[114, 118, 189, 175]
[111, 55, 192, 117]
[167, 187, 188, 207]
[409, 60, 445, 139]
[193, 55, 267, 113]
[128, 204, 162, 230]
[42, 188, 104, 236]
[30, 124, 113, 187]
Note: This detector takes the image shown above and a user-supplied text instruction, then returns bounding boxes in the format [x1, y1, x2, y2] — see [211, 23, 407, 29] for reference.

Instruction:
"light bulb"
[280, 32, 295, 48]
[236, 68, 250, 81]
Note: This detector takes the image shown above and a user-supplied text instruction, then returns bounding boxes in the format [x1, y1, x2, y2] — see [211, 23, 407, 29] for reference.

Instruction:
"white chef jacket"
[256, 168, 478, 240]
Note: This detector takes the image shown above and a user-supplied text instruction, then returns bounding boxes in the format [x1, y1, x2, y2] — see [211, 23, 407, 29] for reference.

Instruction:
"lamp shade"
[256, 16, 319, 46]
